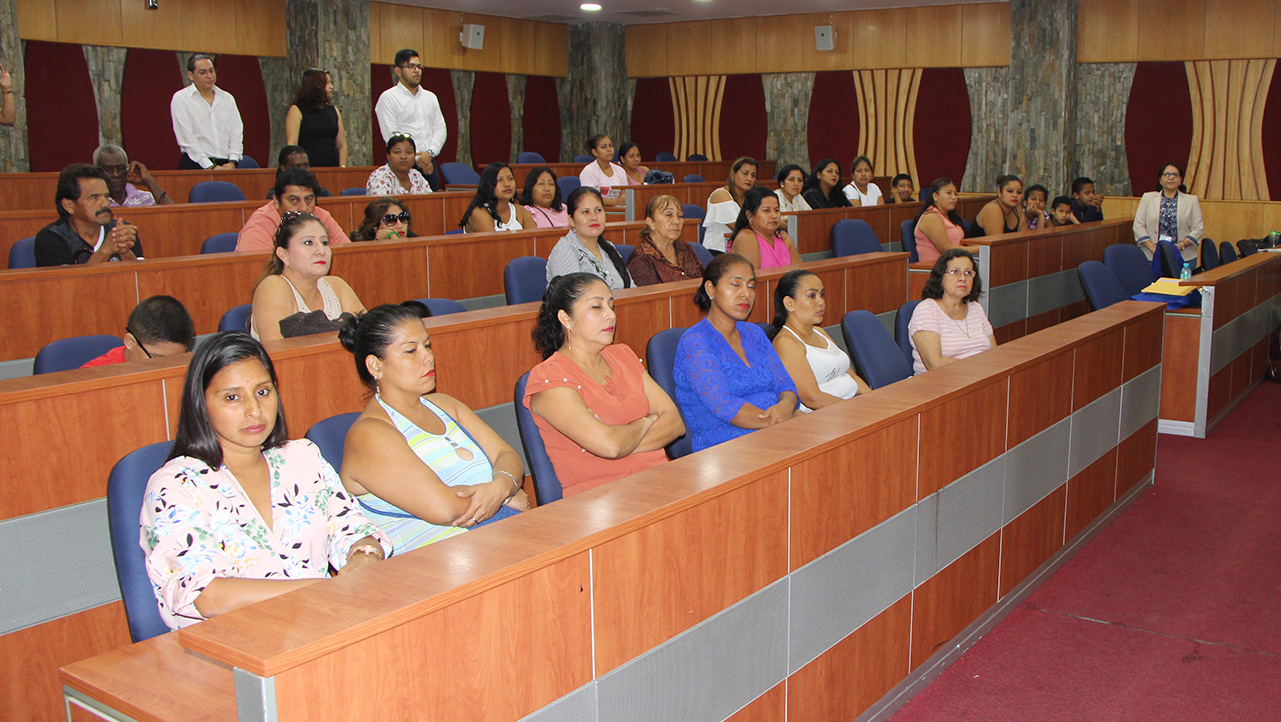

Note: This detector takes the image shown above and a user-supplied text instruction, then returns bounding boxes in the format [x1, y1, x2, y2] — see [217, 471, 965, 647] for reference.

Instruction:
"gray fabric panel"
[883, 241, 904, 253]
[233, 668, 278, 722]
[914, 493, 938, 587]
[1027, 268, 1085, 317]
[475, 402, 528, 475]
[800, 250, 833, 263]
[597, 579, 788, 722]
[1120, 364, 1162, 441]
[1069, 387, 1122, 478]
[0, 499, 121, 636]
[518, 683, 598, 722]
[876, 310, 897, 339]
[1004, 418, 1070, 523]
[932, 454, 1007, 572]
[1210, 314, 1238, 374]
[987, 279, 1029, 328]
[460, 294, 506, 311]
[789, 507, 916, 673]
[0, 357, 34, 381]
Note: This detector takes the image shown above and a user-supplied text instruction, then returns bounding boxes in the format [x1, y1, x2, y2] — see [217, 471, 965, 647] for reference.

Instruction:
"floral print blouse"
[140, 439, 392, 629]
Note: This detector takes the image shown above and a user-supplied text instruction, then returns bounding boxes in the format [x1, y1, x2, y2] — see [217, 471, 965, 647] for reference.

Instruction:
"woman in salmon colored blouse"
[522, 273, 684, 497]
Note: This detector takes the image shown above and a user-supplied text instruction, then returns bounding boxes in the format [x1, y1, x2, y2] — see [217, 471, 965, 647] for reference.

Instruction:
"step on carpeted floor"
[888, 382, 1281, 722]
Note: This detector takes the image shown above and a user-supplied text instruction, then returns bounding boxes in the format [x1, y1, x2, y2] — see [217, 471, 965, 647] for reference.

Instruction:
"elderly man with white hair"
[93, 144, 173, 207]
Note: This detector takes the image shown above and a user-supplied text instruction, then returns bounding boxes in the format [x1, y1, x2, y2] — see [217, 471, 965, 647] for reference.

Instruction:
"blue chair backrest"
[832, 219, 882, 257]
[1078, 261, 1129, 310]
[34, 334, 124, 374]
[8, 236, 35, 269]
[688, 153, 709, 161]
[656, 152, 678, 162]
[842, 311, 914, 389]
[683, 174, 704, 183]
[189, 180, 246, 203]
[615, 243, 634, 264]
[1156, 240, 1182, 278]
[690, 240, 714, 267]
[645, 327, 694, 459]
[573, 154, 592, 164]
[681, 203, 706, 221]
[1200, 238, 1219, 270]
[504, 256, 548, 305]
[439, 162, 481, 185]
[517, 152, 546, 164]
[200, 232, 239, 254]
[409, 297, 468, 316]
[106, 440, 173, 642]
[557, 176, 581, 199]
[340, 187, 366, 196]
[218, 304, 253, 332]
[514, 371, 563, 504]
[1219, 241, 1238, 264]
[1103, 243, 1157, 297]
[901, 219, 918, 263]
[305, 412, 362, 473]
[446, 229, 464, 235]
[895, 300, 921, 365]
[237, 155, 260, 169]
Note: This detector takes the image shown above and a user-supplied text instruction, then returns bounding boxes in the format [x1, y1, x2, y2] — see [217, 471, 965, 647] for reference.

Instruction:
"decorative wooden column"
[853, 69, 922, 183]
[762, 72, 814, 170]
[0, 0, 28, 171]
[282, 0, 372, 166]
[560, 21, 630, 163]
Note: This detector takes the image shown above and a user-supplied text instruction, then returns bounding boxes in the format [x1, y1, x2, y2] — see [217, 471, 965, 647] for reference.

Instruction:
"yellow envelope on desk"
[1140, 278, 1198, 296]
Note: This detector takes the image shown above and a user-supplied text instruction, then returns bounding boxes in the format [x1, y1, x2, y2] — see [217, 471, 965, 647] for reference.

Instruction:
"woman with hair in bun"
[250, 211, 364, 342]
[523, 273, 682, 497]
[338, 304, 528, 553]
[770, 269, 869, 410]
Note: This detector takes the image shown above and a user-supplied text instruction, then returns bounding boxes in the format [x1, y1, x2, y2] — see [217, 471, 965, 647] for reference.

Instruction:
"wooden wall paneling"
[0, 379, 168, 520]
[537, 22, 569, 78]
[271, 554, 593, 722]
[1228, 350, 1251, 401]
[235, 0, 287, 58]
[916, 378, 1008, 498]
[1007, 350, 1074, 448]
[498, 17, 536, 77]
[164, 376, 182, 436]
[15, 0, 57, 40]
[7, 272, 139, 361]
[417, 8, 459, 70]
[755, 12, 806, 74]
[1206, 363, 1231, 420]
[666, 21, 712, 78]
[380, 3, 426, 68]
[909, 532, 1000, 670]
[799, 11, 855, 72]
[1065, 447, 1118, 541]
[430, 315, 541, 409]
[1204, 0, 1275, 59]
[1185, 61, 1210, 197]
[1210, 60, 1232, 199]
[993, 320, 1027, 345]
[180, 0, 239, 55]
[55, 0, 123, 46]
[1137, 0, 1206, 61]
[1026, 233, 1064, 278]
[708, 17, 759, 76]
[1159, 313, 1199, 421]
[369, 1, 382, 64]
[626, 23, 667, 78]
[610, 295, 672, 363]
[1249, 60, 1276, 202]
[1123, 311, 1164, 381]
[960, 2, 1011, 67]
[449, 13, 503, 73]
[425, 233, 535, 300]
[670, 75, 725, 161]
[1115, 418, 1157, 498]
[787, 595, 913, 722]
[1211, 272, 1238, 329]
[134, 257, 261, 335]
[134, 204, 249, 257]
[119, 0, 183, 49]
[903, 5, 963, 68]
[998, 486, 1067, 598]
[592, 471, 789, 675]
[843, 255, 908, 314]
[726, 681, 786, 722]
[1276, 0, 1281, 57]
[273, 346, 369, 434]
[1072, 327, 1125, 409]
[852, 9, 907, 70]
[986, 240, 1030, 286]
[1077, 0, 1139, 62]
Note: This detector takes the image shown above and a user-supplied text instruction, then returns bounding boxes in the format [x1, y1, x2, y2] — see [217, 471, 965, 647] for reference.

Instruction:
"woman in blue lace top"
[673, 253, 799, 452]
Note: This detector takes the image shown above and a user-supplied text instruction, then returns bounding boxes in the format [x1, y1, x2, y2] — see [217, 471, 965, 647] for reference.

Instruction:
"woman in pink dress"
[728, 186, 801, 271]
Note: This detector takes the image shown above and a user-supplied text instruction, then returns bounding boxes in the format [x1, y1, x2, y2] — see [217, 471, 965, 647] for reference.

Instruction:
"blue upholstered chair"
[438, 162, 481, 186]
[688, 154, 709, 161]
[895, 300, 921, 365]
[573, 154, 592, 164]
[189, 181, 246, 203]
[218, 304, 253, 333]
[1078, 261, 1129, 311]
[831, 219, 882, 257]
[340, 187, 367, 196]
[683, 174, 704, 183]
[513, 372, 562, 504]
[645, 327, 694, 459]
[8, 236, 36, 269]
[1156, 240, 1183, 278]
[901, 220, 918, 263]
[1219, 241, 1238, 264]
[408, 298, 468, 317]
[517, 152, 546, 164]
[614, 244, 634, 264]
[557, 176, 581, 199]
[106, 440, 174, 642]
[690, 240, 714, 267]
[200, 232, 239, 254]
[655, 152, 678, 162]
[841, 311, 914, 389]
[305, 412, 362, 473]
[682, 203, 707, 245]
[1200, 238, 1219, 271]
[504, 256, 548, 305]
[236, 155, 260, 169]
[1103, 244, 1156, 297]
[33, 335, 124, 374]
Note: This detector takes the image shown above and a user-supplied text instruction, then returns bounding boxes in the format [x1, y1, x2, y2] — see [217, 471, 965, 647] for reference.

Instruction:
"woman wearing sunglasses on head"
[353, 198, 416, 241]
[908, 249, 996, 375]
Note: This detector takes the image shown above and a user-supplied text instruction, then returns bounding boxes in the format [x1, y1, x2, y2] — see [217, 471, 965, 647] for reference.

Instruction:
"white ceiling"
[383, 0, 996, 25]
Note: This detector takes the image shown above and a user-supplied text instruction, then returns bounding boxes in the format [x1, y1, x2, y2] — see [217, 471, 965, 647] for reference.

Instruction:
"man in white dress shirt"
[374, 49, 447, 183]
[170, 54, 244, 170]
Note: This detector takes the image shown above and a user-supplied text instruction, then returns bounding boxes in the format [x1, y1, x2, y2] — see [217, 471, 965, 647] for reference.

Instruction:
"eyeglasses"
[1162, 172, 1181, 178]
[382, 211, 412, 226]
[398, 63, 424, 71]
[125, 326, 153, 359]
[944, 268, 976, 278]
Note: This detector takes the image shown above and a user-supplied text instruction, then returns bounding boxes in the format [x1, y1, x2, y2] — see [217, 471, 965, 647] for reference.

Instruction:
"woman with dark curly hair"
[522, 273, 682, 497]
[352, 198, 416, 241]
[908, 248, 995, 375]
[285, 68, 346, 167]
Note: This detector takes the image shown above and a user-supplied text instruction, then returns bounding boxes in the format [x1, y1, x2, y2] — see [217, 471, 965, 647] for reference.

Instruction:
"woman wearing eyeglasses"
[1132, 162, 1203, 264]
[366, 134, 433, 196]
[353, 198, 417, 241]
[908, 249, 995, 375]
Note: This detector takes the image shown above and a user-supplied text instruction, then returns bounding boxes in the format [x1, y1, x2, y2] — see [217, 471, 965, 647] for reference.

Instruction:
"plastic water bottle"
[1180, 260, 1192, 281]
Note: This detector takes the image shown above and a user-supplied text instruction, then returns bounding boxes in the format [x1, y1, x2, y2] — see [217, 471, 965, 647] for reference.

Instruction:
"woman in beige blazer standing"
[1132, 162, 1204, 264]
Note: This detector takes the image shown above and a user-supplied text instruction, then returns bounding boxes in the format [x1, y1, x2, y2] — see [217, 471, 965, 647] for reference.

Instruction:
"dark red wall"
[630, 77, 674, 161]
[1125, 62, 1193, 194]
[469, 71, 511, 165]
[523, 75, 562, 163]
[370, 65, 457, 166]
[718, 74, 767, 162]
[806, 70, 860, 172]
[120, 49, 185, 170]
[24, 41, 99, 173]
[1260, 68, 1281, 201]
[913, 68, 972, 189]
[209, 54, 271, 168]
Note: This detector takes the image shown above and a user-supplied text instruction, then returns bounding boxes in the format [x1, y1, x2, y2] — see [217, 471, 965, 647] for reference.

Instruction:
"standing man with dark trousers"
[170, 54, 244, 170]
[375, 49, 447, 190]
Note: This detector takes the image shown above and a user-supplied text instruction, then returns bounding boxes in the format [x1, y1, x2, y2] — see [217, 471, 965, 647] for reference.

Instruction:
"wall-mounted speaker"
[815, 25, 834, 52]
[461, 24, 485, 50]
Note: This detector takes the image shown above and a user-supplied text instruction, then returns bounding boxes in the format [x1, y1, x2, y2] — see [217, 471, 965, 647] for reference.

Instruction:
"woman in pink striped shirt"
[908, 249, 997, 375]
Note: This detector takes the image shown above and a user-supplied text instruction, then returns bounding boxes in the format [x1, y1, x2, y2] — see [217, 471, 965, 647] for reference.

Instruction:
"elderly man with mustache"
[35, 164, 143, 266]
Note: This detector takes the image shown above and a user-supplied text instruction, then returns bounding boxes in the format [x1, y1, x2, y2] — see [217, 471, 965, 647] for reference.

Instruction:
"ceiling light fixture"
[581, 3, 602, 10]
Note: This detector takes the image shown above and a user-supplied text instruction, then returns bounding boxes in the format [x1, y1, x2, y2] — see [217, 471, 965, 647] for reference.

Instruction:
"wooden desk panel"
[788, 197, 991, 256]
[502, 161, 778, 190]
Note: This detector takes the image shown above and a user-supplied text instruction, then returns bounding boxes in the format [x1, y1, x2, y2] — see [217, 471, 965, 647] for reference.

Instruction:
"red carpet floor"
[888, 382, 1281, 722]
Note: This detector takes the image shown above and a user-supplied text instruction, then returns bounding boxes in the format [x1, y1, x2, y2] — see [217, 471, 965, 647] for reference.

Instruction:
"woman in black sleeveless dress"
[286, 68, 347, 168]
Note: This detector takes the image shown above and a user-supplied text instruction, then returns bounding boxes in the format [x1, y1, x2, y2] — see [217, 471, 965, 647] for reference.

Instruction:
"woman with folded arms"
[251, 212, 365, 342]
[842, 155, 882, 206]
[770, 270, 869, 410]
[578, 134, 631, 206]
[702, 156, 758, 254]
[675, 254, 799, 452]
[141, 332, 391, 629]
[913, 177, 968, 264]
[973, 174, 1029, 237]
[520, 166, 569, 228]
[352, 198, 416, 241]
[626, 194, 705, 286]
[909, 248, 996, 375]
[366, 134, 431, 196]
[801, 158, 852, 210]
[618, 142, 650, 186]
[524, 273, 683, 497]
[774, 164, 811, 213]
[1133, 162, 1203, 264]
[547, 186, 632, 289]
[338, 304, 529, 553]
[460, 161, 534, 233]
[728, 186, 801, 271]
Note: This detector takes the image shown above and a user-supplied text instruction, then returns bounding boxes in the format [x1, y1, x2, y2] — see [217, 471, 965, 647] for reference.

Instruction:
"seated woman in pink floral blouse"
[365, 134, 432, 196]
[140, 332, 390, 630]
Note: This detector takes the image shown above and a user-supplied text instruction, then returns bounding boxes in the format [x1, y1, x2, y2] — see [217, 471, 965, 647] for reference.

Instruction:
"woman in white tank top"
[250, 212, 365, 341]
[460, 162, 535, 233]
[770, 270, 870, 412]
